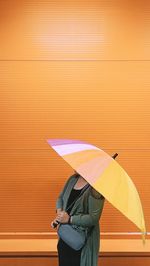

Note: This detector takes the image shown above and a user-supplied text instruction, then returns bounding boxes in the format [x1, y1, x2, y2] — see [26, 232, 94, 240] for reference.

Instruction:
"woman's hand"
[56, 208, 62, 214]
[51, 208, 62, 227]
[56, 211, 70, 223]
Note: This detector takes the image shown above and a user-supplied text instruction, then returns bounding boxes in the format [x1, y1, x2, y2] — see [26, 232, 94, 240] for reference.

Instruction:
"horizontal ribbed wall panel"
[0, 0, 150, 60]
[0, 0, 150, 237]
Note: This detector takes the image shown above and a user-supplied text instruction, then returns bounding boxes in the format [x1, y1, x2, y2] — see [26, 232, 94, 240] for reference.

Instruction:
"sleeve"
[71, 187, 105, 227]
[56, 174, 75, 210]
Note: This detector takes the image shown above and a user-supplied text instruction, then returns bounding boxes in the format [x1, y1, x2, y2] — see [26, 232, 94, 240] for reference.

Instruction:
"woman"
[51, 171, 105, 266]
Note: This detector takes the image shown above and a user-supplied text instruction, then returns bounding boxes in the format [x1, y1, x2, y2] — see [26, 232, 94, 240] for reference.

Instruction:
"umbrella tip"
[112, 153, 118, 160]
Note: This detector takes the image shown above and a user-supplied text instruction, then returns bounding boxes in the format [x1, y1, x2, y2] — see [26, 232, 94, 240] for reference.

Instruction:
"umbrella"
[47, 139, 146, 243]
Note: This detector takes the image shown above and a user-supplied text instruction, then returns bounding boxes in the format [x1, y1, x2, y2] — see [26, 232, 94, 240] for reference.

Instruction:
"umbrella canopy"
[47, 139, 146, 242]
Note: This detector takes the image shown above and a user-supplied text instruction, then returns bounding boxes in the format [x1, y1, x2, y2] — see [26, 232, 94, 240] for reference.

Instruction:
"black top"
[66, 188, 83, 214]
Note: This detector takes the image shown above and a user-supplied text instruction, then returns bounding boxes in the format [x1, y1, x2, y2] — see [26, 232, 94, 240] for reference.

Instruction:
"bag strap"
[66, 183, 90, 212]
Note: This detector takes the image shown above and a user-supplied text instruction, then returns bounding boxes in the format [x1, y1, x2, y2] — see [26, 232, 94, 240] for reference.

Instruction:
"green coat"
[56, 174, 105, 266]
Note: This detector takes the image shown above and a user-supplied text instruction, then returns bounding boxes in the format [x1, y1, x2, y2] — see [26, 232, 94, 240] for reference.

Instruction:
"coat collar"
[63, 175, 79, 210]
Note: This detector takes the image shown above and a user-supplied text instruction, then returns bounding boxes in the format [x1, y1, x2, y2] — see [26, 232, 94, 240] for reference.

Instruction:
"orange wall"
[0, 0, 150, 237]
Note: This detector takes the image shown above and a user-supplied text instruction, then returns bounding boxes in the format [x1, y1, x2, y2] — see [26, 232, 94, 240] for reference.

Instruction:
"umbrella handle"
[51, 220, 59, 228]
[112, 153, 118, 160]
